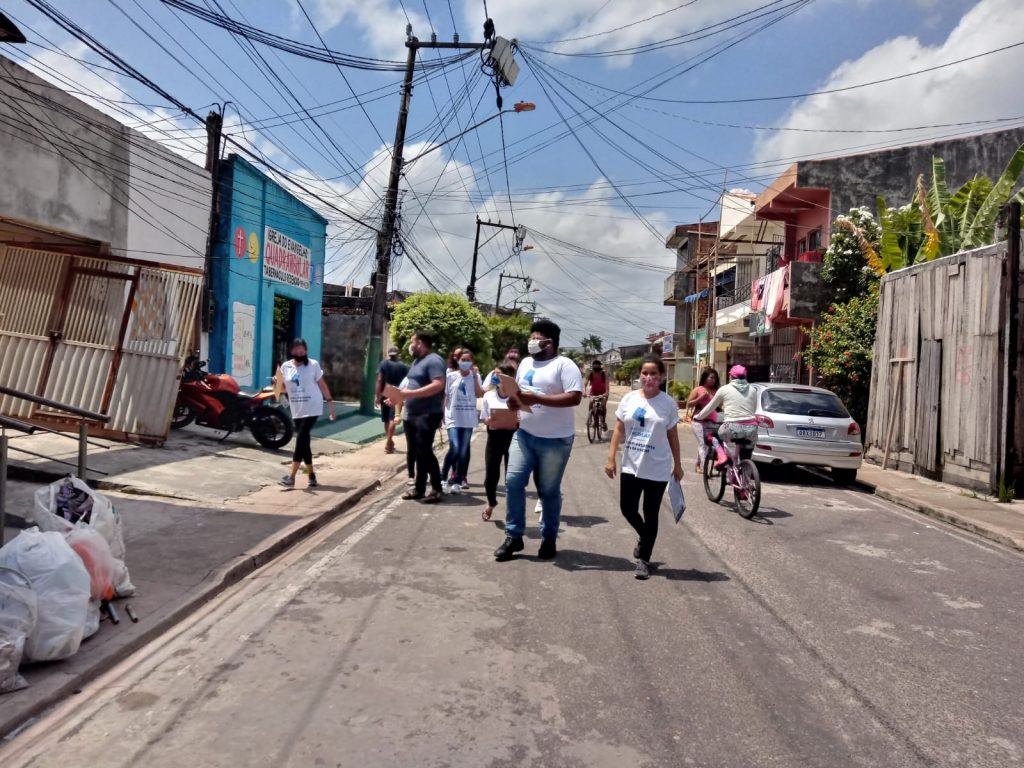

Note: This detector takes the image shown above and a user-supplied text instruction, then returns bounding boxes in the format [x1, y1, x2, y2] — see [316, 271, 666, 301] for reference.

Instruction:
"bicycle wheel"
[703, 453, 726, 502]
[586, 411, 596, 443]
[734, 459, 761, 519]
[595, 412, 604, 441]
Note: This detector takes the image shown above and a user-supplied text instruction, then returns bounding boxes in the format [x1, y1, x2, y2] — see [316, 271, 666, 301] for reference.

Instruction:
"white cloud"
[754, 0, 1024, 164]
[303, 0, 429, 59]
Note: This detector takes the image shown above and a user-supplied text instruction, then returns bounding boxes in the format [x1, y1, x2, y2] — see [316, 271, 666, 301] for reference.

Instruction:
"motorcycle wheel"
[170, 403, 195, 429]
[251, 407, 294, 450]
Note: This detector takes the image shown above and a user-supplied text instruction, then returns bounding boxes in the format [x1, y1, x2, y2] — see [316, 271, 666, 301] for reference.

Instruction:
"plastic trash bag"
[0, 530, 91, 662]
[65, 528, 116, 602]
[33, 476, 135, 597]
[0, 567, 37, 694]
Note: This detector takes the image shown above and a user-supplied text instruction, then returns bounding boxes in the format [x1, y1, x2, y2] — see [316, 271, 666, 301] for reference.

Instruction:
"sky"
[2, 0, 1022, 349]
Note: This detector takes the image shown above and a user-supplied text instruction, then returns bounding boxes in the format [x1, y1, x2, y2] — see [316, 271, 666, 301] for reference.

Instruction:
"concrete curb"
[0, 459, 407, 740]
[854, 479, 1024, 554]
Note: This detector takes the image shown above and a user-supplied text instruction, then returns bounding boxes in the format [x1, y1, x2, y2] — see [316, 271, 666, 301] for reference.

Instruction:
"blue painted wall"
[210, 155, 328, 390]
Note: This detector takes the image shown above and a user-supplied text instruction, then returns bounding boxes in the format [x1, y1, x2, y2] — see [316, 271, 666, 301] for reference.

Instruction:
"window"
[761, 389, 849, 418]
[808, 228, 822, 252]
[797, 238, 807, 254]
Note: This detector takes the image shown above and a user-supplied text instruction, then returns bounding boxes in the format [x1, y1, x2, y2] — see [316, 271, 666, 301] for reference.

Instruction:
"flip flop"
[422, 491, 443, 504]
[401, 491, 424, 501]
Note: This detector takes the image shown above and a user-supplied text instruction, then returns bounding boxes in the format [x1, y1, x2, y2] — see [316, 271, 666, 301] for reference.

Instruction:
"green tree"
[617, 357, 642, 385]
[802, 288, 878, 429]
[390, 293, 491, 362]
[486, 313, 532, 364]
[580, 334, 603, 356]
[821, 206, 882, 303]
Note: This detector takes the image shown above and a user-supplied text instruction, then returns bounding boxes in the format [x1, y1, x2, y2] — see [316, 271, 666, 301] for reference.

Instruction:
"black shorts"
[380, 403, 396, 423]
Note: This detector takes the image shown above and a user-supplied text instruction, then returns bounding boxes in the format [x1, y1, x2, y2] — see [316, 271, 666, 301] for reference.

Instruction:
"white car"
[750, 383, 863, 485]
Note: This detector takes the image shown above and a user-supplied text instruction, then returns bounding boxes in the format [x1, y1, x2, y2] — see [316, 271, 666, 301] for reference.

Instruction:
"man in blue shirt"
[399, 332, 447, 503]
[376, 346, 409, 454]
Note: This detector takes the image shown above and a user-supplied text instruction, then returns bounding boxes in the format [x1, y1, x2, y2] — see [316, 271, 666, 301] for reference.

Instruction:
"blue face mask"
[459, 360, 473, 371]
[491, 373, 500, 387]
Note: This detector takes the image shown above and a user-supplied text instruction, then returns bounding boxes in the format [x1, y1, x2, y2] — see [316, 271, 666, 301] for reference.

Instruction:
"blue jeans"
[442, 427, 473, 483]
[504, 431, 574, 540]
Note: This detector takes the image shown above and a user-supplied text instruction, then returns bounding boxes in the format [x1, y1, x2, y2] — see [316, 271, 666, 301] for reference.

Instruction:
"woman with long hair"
[441, 348, 483, 493]
[605, 355, 683, 580]
[275, 338, 336, 488]
[686, 368, 720, 473]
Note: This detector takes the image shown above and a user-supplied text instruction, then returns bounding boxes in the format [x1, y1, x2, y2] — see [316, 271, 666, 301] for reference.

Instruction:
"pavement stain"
[847, 619, 902, 643]
[934, 592, 984, 610]
[117, 690, 161, 711]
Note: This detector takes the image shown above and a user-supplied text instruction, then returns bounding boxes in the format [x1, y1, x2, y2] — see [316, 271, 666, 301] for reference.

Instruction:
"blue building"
[209, 155, 328, 390]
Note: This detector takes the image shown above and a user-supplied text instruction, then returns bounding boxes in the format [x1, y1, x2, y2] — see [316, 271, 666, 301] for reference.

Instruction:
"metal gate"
[0, 245, 202, 443]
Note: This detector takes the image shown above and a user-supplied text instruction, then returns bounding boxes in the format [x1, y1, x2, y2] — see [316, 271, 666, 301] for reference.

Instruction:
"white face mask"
[527, 339, 543, 356]
[408, 343, 417, 357]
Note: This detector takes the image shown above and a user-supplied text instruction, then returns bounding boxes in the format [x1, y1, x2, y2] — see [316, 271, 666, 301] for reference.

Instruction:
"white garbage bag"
[0, 567, 37, 694]
[32, 476, 135, 597]
[0, 530, 91, 662]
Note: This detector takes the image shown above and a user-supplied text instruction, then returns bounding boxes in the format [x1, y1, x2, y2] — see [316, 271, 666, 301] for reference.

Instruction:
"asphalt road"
[3, 407, 1021, 768]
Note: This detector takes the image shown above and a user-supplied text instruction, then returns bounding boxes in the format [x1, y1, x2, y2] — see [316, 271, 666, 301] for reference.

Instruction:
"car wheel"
[832, 468, 858, 486]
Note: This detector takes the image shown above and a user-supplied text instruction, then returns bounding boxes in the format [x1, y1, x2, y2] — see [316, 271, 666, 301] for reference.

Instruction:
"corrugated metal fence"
[0, 246, 202, 443]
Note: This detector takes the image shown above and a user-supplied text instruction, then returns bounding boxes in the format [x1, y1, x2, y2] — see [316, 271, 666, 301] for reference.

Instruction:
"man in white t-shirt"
[495, 320, 583, 562]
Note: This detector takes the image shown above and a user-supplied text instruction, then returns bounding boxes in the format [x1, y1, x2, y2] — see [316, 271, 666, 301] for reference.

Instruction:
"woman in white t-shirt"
[274, 338, 336, 489]
[440, 349, 484, 493]
[605, 355, 683, 580]
[480, 359, 519, 521]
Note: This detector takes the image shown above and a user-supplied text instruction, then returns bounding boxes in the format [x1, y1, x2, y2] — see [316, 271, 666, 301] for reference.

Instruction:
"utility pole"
[493, 272, 531, 314]
[360, 27, 519, 413]
[467, 218, 525, 302]
[200, 109, 223, 346]
[1005, 200, 1021, 493]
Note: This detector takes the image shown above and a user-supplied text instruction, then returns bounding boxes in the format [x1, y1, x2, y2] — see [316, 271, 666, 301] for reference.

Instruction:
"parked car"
[631, 378, 640, 390]
[750, 383, 862, 484]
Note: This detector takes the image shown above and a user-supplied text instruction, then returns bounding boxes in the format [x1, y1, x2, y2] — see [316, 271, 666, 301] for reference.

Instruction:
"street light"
[0, 13, 27, 43]
[404, 103, 537, 167]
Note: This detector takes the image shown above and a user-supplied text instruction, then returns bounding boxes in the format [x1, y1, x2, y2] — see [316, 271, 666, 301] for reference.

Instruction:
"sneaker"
[308, 473, 318, 488]
[279, 476, 295, 488]
[460, 481, 470, 491]
[634, 560, 651, 580]
[535, 499, 543, 517]
[440, 481, 449, 494]
[537, 538, 557, 560]
[494, 536, 525, 561]
[449, 483, 461, 495]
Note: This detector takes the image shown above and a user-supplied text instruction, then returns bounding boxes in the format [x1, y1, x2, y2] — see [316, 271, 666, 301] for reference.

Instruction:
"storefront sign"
[231, 302, 256, 387]
[749, 310, 769, 338]
[662, 334, 674, 355]
[263, 226, 311, 290]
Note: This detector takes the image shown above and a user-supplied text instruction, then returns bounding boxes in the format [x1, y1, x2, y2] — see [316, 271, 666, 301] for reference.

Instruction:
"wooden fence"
[865, 243, 1019, 491]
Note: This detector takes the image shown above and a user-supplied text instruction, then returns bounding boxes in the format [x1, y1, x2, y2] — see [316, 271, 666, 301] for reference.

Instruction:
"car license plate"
[797, 427, 825, 439]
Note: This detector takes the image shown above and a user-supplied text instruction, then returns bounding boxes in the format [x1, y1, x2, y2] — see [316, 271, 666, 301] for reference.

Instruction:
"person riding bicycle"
[695, 364, 758, 468]
[585, 360, 609, 429]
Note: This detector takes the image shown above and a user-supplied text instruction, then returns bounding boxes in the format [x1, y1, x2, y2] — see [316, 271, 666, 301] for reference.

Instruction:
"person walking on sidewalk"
[441, 349, 484, 493]
[376, 346, 409, 454]
[275, 338, 336, 489]
[686, 368, 720, 473]
[495, 320, 583, 562]
[400, 332, 447, 503]
[481, 359, 519, 521]
[605, 355, 683, 580]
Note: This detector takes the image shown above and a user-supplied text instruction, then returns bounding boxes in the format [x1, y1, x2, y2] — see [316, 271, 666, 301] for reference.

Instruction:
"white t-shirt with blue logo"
[516, 356, 584, 439]
[444, 370, 481, 429]
[280, 359, 325, 420]
[616, 390, 680, 481]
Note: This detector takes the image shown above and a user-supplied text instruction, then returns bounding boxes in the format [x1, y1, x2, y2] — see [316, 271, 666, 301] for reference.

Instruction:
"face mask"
[408, 343, 417, 357]
[640, 374, 661, 389]
[458, 360, 473, 371]
[491, 373, 500, 387]
[527, 339, 543, 356]
[293, 353, 308, 365]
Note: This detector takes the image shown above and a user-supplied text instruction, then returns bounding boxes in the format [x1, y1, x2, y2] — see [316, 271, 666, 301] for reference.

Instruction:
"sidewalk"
[0, 414, 406, 739]
[855, 463, 1024, 553]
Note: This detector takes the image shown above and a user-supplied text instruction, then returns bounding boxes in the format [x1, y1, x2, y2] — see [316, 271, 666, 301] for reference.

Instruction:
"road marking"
[272, 494, 404, 608]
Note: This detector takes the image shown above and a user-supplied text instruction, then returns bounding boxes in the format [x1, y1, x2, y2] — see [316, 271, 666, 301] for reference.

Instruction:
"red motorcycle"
[171, 356, 294, 450]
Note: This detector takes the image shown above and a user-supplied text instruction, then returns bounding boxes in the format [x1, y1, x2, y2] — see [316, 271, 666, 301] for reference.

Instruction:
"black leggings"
[484, 428, 516, 507]
[620, 472, 668, 563]
[292, 416, 317, 465]
[403, 420, 416, 478]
